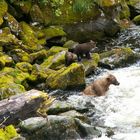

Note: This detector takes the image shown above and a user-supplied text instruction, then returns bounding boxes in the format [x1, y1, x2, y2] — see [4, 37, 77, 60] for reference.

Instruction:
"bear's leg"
[77, 54, 82, 61]
[85, 52, 91, 59]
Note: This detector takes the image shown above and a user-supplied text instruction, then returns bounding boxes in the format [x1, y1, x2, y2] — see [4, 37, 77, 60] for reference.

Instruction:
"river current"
[68, 25, 140, 140]
[68, 63, 140, 140]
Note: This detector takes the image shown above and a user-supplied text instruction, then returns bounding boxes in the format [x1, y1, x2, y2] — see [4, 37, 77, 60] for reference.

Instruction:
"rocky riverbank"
[0, 0, 140, 139]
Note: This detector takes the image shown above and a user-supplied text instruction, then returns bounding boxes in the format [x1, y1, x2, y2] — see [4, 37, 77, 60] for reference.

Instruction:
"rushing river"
[67, 25, 140, 140]
[68, 63, 140, 140]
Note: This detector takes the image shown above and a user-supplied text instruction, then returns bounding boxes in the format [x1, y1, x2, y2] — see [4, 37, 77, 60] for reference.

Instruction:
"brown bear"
[68, 40, 97, 61]
[83, 74, 120, 96]
[65, 51, 78, 66]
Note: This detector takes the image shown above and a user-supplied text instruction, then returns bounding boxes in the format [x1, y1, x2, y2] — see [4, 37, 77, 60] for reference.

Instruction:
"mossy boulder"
[133, 15, 140, 24]
[30, 4, 44, 23]
[0, 27, 20, 46]
[9, 49, 31, 63]
[0, 0, 8, 26]
[45, 46, 67, 58]
[0, 125, 19, 140]
[82, 53, 100, 76]
[0, 52, 14, 69]
[63, 40, 79, 49]
[100, 47, 140, 67]
[3, 13, 21, 36]
[97, 0, 118, 7]
[19, 22, 42, 52]
[9, 0, 32, 14]
[43, 26, 66, 40]
[29, 64, 56, 82]
[0, 83, 25, 100]
[16, 62, 33, 73]
[30, 49, 48, 64]
[119, 1, 130, 19]
[46, 63, 85, 89]
[41, 51, 66, 70]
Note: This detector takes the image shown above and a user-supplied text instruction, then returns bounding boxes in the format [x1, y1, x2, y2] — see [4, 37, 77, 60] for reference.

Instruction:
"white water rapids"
[68, 63, 140, 140]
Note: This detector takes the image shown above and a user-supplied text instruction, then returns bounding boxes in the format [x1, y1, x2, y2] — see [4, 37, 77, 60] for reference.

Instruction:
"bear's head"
[106, 74, 120, 85]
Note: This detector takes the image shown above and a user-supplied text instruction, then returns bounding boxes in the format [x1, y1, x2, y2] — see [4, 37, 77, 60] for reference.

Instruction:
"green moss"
[41, 51, 65, 70]
[4, 13, 21, 35]
[42, 26, 66, 40]
[9, 49, 31, 63]
[0, 0, 8, 26]
[16, 62, 33, 73]
[46, 46, 67, 58]
[46, 63, 85, 89]
[133, 15, 140, 25]
[0, 125, 18, 140]
[19, 22, 41, 51]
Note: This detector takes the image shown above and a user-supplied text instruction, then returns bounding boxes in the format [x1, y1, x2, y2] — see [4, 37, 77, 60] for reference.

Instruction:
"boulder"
[29, 64, 56, 82]
[0, 0, 8, 26]
[16, 62, 33, 73]
[20, 116, 81, 140]
[30, 49, 48, 64]
[0, 27, 20, 46]
[100, 47, 140, 67]
[20, 115, 100, 140]
[82, 53, 100, 76]
[45, 46, 67, 58]
[41, 51, 66, 70]
[0, 52, 14, 69]
[133, 14, 140, 24]
[3, 13, 21, 36]
[0, 83, 25, 100]
[19, 22, 42, 52]
[46, 63, 85, 89]
[30, 4, 44, 24]
[9, 49, 31, 63]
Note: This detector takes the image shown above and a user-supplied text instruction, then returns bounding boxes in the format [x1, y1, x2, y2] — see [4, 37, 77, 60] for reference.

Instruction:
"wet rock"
[100, 47, 140, 67]
[47, 100, 75, 115]
[47, 100, 89, 115]
[41, 51, 66, 70]
[59, 110, 90, 124]
[20, 116, 81, 140]
[75, 118, 101, 138]
[9, 49, 31, 63]
[3, 13, 21, 36]
[46, 63, 85, 89]
[0, 0, 8, 26]
[16, 62, 33, 73]
[82, 53, 100, 76]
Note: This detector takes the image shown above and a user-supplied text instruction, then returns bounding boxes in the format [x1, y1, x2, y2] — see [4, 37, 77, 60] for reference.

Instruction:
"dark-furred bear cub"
[83, 74, 120, 96]
[65, 51, 78, 66]
[68, 40, 96, 61]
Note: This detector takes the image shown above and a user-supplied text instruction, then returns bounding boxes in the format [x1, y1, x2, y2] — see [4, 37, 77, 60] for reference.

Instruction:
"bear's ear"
[106, 77, 111, 82]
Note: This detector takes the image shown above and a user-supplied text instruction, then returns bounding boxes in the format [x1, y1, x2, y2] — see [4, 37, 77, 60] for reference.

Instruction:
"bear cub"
[68, 40, 97, 61]
[65, 51, 78, 66]
[83, 74, 120, 96]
